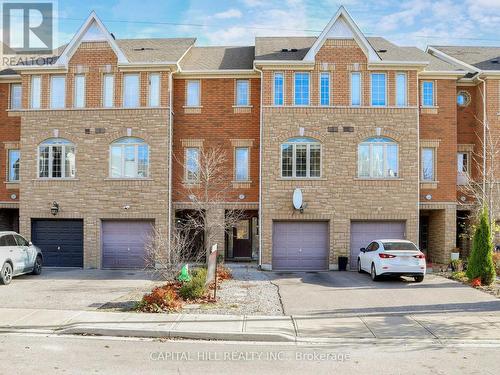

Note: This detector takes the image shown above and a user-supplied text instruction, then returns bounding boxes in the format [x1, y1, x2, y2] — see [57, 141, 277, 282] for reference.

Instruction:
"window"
[14, 234, 29, 247]
[0, 234, 17, 247]
[186, 80, 200, 107]
[351, 72, 361, 106]
[149, 73, 160, 107]
[50, 76, 65, 109]
[422, 81, 435, 107]
[235, 147, 249, 181]
[457, 152, 469, 185]
[31, 76, 41, 109]
[457, 91, 471, 107]
[274, 72, 284, 106]
[422, 148, 435, 181]
[74, 74, 85, 108]
[358, 137, 399, 178]
[110, 137, 149, 178]
[371, 73, 386, 106]
[123, 74, 139, 108]
[10, 83, 22, 109]
[8, 149, 20, 182]
[396, 73, 407, 106]
[236, 80, 249, 106]
[294, 72, 310, 106]
[281, 137, 321, 178]
[320, 72, 330, 106]
[103, 74, 114, 108]
[185, 148, 199, 182]
[38, 138, 75, 179]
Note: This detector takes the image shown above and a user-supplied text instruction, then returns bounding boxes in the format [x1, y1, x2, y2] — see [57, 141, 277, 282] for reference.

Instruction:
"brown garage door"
[273, 221, 329, 271]
[102, 220, 153, 269]
[350, 221, 406, 269]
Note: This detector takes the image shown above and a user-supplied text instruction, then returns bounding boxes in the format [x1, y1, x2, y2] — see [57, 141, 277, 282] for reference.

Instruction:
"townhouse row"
[0, 7, 498, 271]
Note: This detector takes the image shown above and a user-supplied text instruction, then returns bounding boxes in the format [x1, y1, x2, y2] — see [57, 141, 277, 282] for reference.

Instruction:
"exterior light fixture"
[50, 201, 60, 216]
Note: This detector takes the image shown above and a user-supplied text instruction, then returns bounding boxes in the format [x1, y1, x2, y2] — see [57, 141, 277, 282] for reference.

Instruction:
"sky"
[28, 0, 500, 49]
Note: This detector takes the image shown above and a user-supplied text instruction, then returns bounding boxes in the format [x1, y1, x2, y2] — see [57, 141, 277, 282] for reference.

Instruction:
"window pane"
[422, 81, 434, 106]
[149, 73, 160, 107]
[351, 73, 361, 106]
[422, 148, 434, 181]
[138, 144, 149, 177]
[371, 73, 386, 106]
[309, 144, 321, 177]
[39, 146, 49, 178]
[371, 144, 384, 178]
[320, 73, 330, 106]
[235, 147, 249, 181]
[31, 76, 41, 109]
[458, 153, 468, 173]
[64, 146, 76, 178]
[294, 73, 309, 105]
[396, 73, 407, 106]
[386, 144, 398, 177]
[103, 74, 114, 107]
[11, 84, 22, 109]
[281, 144, 293, 177]
[295, 145, 307, 177]
[124, 145, 136, 177]
[8, 149, 20, 181]
[186, 148, 199, 181]
[50, 76, 66, 109]
[111, 146, 122, 177]
[52, 146, 62, 178]
[358, 144, 370, 177]
[274, 73, 284, 105]
[186, 81, 200, 106]
[236, 80, 249, 106]
[123, 74, 139, 108]
[74, 75, 85, 108]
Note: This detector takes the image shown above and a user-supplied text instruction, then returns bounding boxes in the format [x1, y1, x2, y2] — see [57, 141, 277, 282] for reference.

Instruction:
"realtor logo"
[1, 1, 55, 54]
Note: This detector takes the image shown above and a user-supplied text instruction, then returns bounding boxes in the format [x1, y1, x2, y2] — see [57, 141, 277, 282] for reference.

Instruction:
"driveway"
[0, 268, 156, 311]
[271, 271, 500, 316]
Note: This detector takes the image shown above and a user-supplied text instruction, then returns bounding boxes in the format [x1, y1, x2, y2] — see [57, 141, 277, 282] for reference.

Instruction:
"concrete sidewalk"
[1, 307, 499, 342]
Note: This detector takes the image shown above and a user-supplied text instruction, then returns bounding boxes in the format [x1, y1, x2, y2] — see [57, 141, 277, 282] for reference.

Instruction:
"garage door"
[102, 220, 153, 269]
[31, 219, 84, 267]
[273, 221, 329, 271]
[350, 221, 406, 268]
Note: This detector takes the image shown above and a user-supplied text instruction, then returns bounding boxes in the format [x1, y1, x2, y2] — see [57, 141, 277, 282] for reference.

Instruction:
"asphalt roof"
[115, 38, 196, 63]
[179, 46, 255, 70]
[430, 45, 500, 71]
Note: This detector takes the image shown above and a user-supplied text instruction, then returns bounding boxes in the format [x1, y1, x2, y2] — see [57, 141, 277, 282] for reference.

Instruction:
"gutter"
[476, 75, 488, 209]
[253, 63, 264, 269]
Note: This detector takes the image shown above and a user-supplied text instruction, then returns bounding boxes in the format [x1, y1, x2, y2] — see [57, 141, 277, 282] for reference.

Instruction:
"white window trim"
[280, 141, 322, 179]
[37, 141, 76, 179]
[122, 73, 140, 108]
[185, 147, 200, 183]
[185, 80, 201, 107]
[108, 139, 150, 179]
[235, 79, 251, 107]
[102, 73, 115, 108]
[50, 75, 66, 109]
[319, 72, 330, 106]
[148, 72, 161, 107]
[350, 72, 362, 107]
[358, 139, 399, 179]
[395, 72, 408, 107]
[370, 72, 387, 107]
[73, 74, 86, 108]
[457, 151, 470, 185]
[10, 83, 22, 110]
[7, 149, 20, 182]
[421, 147, 436, 182]
[421, 80, 436, 107]
[30, 75, 41, 109]
[273, 72, 285, 106]
[234, 147, 250, 182]
[293, 72, 310, 106]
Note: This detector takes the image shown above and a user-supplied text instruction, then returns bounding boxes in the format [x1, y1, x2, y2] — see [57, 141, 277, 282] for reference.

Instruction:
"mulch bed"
[437, 271, 500, 298]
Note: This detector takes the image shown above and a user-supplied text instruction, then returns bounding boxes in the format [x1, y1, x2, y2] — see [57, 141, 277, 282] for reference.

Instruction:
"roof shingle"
[180, 46, 255, 70]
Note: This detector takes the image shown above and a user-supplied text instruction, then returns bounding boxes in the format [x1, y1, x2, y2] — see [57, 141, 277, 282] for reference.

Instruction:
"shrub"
[450, 259, 463, 272]
[466, 207, 496, 285]
[451, 271, 467, 281]
[136, 284, 182, 313]
[179, 267, 208, 300]
[493, 252, 500, 276]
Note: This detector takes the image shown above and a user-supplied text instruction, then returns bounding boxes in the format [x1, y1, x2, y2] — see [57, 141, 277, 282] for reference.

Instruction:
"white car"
[357, 239, 426, 282]
[0, 231, 43, 285]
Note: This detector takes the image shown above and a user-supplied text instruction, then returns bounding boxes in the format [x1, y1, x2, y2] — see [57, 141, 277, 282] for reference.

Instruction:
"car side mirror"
[29, 241, 33, 246]
[360, 248, 366, 253]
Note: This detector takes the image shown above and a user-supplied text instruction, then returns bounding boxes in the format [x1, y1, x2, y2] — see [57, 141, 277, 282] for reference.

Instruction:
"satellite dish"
[293, 188, 303, 210]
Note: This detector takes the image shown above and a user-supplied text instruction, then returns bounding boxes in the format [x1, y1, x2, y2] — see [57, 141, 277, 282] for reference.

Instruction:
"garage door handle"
[57, 246, 61, 251]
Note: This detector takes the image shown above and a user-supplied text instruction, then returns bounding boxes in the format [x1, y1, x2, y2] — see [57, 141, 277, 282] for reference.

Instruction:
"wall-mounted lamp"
[50, 201, 60, 216]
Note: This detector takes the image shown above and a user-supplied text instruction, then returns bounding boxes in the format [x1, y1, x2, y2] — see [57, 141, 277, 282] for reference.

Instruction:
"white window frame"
[235, 79, 250, 106]
[358, 138, 399, 179]
[421, 147, 436, 182]
[280, 138, 322, 179]
[37, 138, 76, 179]
[30, 75, 41, 109]
[103, 74, 114, 108]
[350, 72, 362, 106]
[370, 73, 387, 107]
[457, 152, 470, 185]
[293, 72, 310, 106]
[273, 72, 284, 106]
[421, 80, 435, 107]
[8, 149, 20, 182]
[186, 80, 201, 107]
[73, 74, 85, 108]
[234, 147, 250, 181]
[123, 73, 140, 108]
[185, 147, 200, 182]
[395, 72, 408, 107]
[10, 83, 22, 110]
[319, 72, 330, 106]
[50, 75, 66, 109]
[109, 137, 149, 179]
[148, 73, 160, 107]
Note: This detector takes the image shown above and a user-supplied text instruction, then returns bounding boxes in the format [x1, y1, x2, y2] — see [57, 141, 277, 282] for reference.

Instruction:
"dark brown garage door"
[350, 221, 406, 269]
[102, 220, 153, 269]
[272, 221, 329, 271]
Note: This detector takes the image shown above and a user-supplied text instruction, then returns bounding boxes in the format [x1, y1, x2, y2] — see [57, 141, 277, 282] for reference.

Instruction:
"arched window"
[358, 137, 398, 178]
[281, 137, 321, 178]
[38, 138, 75, 178]
[110, 137, 149, 178]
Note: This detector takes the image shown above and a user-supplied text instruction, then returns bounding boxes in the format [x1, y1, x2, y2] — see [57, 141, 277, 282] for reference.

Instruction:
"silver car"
[0, 231, 43, 285]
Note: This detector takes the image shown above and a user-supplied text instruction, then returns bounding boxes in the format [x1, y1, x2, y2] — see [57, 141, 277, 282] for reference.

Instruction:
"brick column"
[206, 206, 225, 259]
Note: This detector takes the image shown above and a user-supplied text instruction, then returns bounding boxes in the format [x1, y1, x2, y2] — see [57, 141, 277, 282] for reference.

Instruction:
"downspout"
[477, 75, 490, 223]
[168, 68, 175, 253]
[254, 63, 264, 269]
[416, 72, 421, 247]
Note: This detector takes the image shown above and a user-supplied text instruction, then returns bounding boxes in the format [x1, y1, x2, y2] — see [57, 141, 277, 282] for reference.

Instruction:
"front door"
[232, 219, 252, 258]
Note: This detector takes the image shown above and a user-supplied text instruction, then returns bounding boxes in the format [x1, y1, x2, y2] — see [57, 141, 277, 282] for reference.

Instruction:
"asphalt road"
[0, 334, 498, 375]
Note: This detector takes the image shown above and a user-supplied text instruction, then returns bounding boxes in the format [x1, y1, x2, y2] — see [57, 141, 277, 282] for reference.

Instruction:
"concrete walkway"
[1, 307, 499, 342]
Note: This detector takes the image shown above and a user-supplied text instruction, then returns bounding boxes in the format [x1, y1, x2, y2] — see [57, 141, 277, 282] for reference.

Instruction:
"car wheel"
[414, 275, 424, 283]
[31, 255, 42, 275]
[370, 264, 379, 281]
[357, 259, 363, 273]
[1, 262, 13, 285]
